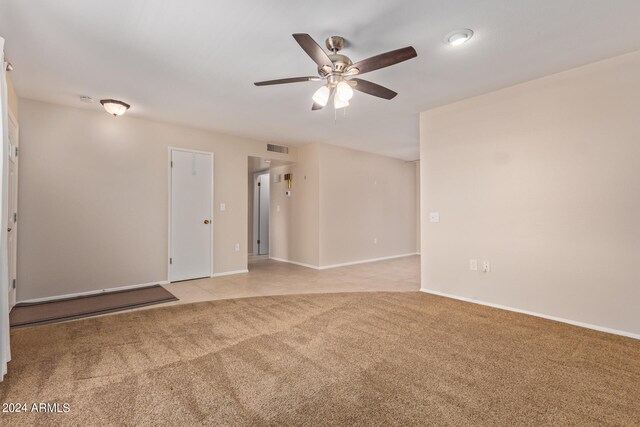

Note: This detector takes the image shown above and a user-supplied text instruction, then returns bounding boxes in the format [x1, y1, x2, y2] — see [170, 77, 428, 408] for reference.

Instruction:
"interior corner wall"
[420, 50, 640, 336]
[318, 143, 417, 267]
[269, 143, 320, 267]
[17, 99, 294, 301]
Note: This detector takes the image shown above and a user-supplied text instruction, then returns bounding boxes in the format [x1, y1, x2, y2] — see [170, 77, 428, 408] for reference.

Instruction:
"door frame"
[7, 110, 18, 308]
[252, 171, 269, 255]
[167, 147, 214, 282]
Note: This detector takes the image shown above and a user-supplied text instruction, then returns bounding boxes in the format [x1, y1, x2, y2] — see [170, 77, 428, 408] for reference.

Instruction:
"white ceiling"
[2, 1, 640, 160]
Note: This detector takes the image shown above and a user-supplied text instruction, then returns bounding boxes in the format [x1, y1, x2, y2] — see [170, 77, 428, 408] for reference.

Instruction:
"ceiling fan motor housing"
[323, 53, 352, 74]
[316, 36, 353, 76]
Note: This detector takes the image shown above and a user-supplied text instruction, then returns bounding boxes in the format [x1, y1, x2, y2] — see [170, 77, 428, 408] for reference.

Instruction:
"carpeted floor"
[1, 292, 639, 426]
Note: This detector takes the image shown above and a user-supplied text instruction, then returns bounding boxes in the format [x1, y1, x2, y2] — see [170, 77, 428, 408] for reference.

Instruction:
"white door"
[257, 173, 269, 255]
[170, 149, 213, 282]
[7, 113, 18, 308]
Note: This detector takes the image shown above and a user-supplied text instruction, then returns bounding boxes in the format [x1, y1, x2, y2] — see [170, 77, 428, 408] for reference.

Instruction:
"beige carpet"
[1, 292, 638, 426]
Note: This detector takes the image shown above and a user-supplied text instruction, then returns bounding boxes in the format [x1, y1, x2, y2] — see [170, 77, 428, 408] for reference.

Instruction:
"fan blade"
[293, 33, 333, 70]
[347, 46, 417, 75]
[351, 78, 397, 100]
[254, 76, 320, 86]
[311, 87, 335, 111]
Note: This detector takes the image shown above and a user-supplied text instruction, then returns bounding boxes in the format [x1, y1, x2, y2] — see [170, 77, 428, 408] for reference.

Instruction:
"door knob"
[204, 220, 210, 225]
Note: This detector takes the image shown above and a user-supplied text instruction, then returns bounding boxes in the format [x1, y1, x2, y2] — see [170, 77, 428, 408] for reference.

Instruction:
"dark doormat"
[10, 285, 178, 328]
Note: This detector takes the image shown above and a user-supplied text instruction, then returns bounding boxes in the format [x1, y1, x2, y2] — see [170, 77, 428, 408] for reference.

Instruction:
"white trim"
[319, 253, 419, 270]
[7, 109, 17, 135]
[211, 269, 248, 278]
[269, 253, 419, 271]
[18, 281, 170, 304]
[419, 288, 640, 340]
[168, 147, 215, 282]
[269, 256, 320, 270]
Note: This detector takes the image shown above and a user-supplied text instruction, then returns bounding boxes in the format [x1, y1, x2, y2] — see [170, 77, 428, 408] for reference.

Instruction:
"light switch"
[220, 203, 226, 211]
[469, 259, 478, 271]
[276, 205, 280, 212]
[429, 212, 440, 223]
[234, 243, 240, 252]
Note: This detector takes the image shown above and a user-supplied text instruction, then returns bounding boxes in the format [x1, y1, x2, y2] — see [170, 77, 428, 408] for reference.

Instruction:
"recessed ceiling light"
[444, 29, 474, 47]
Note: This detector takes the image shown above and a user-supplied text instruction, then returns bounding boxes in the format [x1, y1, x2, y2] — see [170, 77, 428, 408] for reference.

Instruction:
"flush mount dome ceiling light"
[444, 29, 474, 46]
[100, 99, 130, 116]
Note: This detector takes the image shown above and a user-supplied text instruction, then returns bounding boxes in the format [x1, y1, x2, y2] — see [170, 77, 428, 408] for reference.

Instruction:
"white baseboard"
[269, 253, 419, 271]
[319, 253, 419, 270]
[419, 288, 640, 340]
[211, 269, 248, 278]
[269, 257, 320, 270]
[18, 280, 170, 304]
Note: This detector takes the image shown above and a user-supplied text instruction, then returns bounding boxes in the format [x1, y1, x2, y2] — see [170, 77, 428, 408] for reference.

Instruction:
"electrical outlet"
[220, 203, 226, 211]
[469, 259, 478, 271]
[234, 243, 240, 252]
[482, 261, 491, 272]
[373, 237, 378, 244]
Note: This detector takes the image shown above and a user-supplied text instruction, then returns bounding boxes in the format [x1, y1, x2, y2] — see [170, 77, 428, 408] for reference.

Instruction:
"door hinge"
[170, 161, 173, 167]
[170, 257, 173, 264]
[257, 239, 260, 244]
[13, 212, 17, 223]
[12, 279, 16, 289]
[258, 181, 261, 187]
[14, 147, 18, 157]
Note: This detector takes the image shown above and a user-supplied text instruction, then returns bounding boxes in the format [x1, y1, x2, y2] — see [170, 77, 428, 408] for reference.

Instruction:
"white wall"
[420, 50, 640, 336]
[270, 143, 417, 268]
[269, 144, 320, 267]
[18, 99, 294, 300]
[318, 143, 416, 266]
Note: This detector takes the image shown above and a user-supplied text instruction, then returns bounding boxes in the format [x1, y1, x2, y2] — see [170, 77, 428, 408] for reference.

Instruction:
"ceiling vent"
[267, 144, 289, 154]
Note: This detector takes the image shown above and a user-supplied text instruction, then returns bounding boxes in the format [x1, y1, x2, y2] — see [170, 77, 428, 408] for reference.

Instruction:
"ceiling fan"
[254, 34, 417, 111]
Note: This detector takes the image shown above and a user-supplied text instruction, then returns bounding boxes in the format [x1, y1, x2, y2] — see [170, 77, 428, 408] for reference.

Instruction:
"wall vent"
[267, 144, 289, 154]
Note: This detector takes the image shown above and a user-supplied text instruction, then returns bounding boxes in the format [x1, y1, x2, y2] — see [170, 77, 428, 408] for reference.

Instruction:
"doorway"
[253, 172, 270, 255]
[169, 148, 213, 282]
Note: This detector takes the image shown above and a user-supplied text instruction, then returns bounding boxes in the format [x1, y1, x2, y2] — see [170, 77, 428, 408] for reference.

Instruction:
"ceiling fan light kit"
[336, 81, 354, 102]
[312, 85, 330, 106]
[334, 96, 349, 110]
[255, 33, 417, 111]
